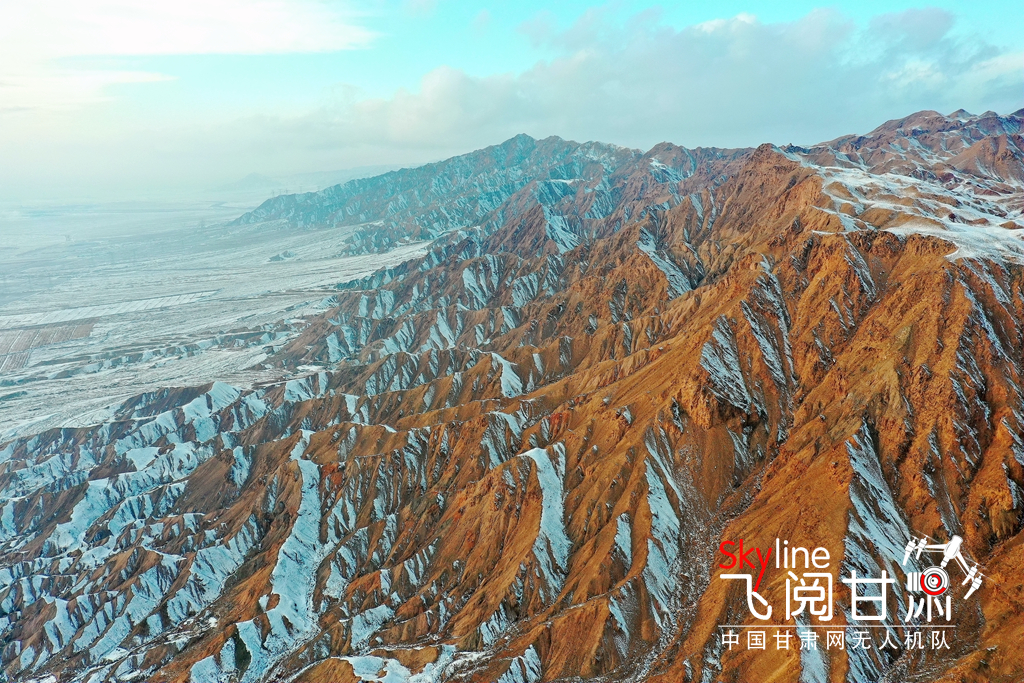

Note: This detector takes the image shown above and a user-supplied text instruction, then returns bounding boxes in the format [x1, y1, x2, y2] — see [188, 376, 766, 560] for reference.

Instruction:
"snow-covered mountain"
[2, 109, 1023, 683]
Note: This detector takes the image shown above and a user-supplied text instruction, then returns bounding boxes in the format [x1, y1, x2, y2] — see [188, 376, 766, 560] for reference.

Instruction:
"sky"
[0, 0, 1021, 201]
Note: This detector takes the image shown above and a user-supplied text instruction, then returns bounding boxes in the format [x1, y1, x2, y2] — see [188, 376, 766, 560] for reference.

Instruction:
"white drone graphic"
[901, 534, 983, 600]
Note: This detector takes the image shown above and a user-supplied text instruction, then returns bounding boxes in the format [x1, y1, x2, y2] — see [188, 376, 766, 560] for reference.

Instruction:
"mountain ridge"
[2, 108, 1023, 683]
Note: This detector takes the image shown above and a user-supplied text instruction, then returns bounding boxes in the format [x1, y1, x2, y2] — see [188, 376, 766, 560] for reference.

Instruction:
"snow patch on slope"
[637, 229, 690, 298]
[522, 446, 570, 597]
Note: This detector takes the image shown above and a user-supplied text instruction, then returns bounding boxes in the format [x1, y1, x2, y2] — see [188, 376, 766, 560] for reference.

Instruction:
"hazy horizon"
[1, 1, 1021, 203]
[4, 103, 1022, 207]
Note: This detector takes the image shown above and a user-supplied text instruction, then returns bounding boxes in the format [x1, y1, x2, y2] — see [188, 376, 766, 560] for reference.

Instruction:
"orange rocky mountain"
[1, 109, 1023, 683]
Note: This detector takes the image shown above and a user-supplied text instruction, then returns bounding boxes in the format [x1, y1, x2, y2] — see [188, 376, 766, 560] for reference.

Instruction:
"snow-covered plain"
[0, 200, 428, 440]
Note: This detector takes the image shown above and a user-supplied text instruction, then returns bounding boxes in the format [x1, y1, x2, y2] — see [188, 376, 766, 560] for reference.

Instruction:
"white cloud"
[1, 6, 1020, 200]
[286, 8, 1022, 153]
[0, 0, 373, 110]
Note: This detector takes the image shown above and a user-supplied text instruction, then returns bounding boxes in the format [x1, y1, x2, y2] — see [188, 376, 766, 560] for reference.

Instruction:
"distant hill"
[217, 164, 403, 196]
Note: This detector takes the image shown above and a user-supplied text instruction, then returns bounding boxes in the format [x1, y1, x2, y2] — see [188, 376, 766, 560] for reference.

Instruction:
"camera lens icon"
[920, 567, 950, 596]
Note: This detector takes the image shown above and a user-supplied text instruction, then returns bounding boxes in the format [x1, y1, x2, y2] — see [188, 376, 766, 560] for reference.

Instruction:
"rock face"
[2, 109, 1023, 683]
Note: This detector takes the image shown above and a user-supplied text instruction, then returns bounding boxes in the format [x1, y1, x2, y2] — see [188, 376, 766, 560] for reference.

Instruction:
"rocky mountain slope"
[2, 109, 1023, 683]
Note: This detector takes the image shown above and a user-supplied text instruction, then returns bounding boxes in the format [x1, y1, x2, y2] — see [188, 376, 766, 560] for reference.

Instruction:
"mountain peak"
[3, 108, 1023, 683]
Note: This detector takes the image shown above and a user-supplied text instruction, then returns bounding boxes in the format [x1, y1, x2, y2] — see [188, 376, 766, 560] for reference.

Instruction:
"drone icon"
[901, 534, 983, 600]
